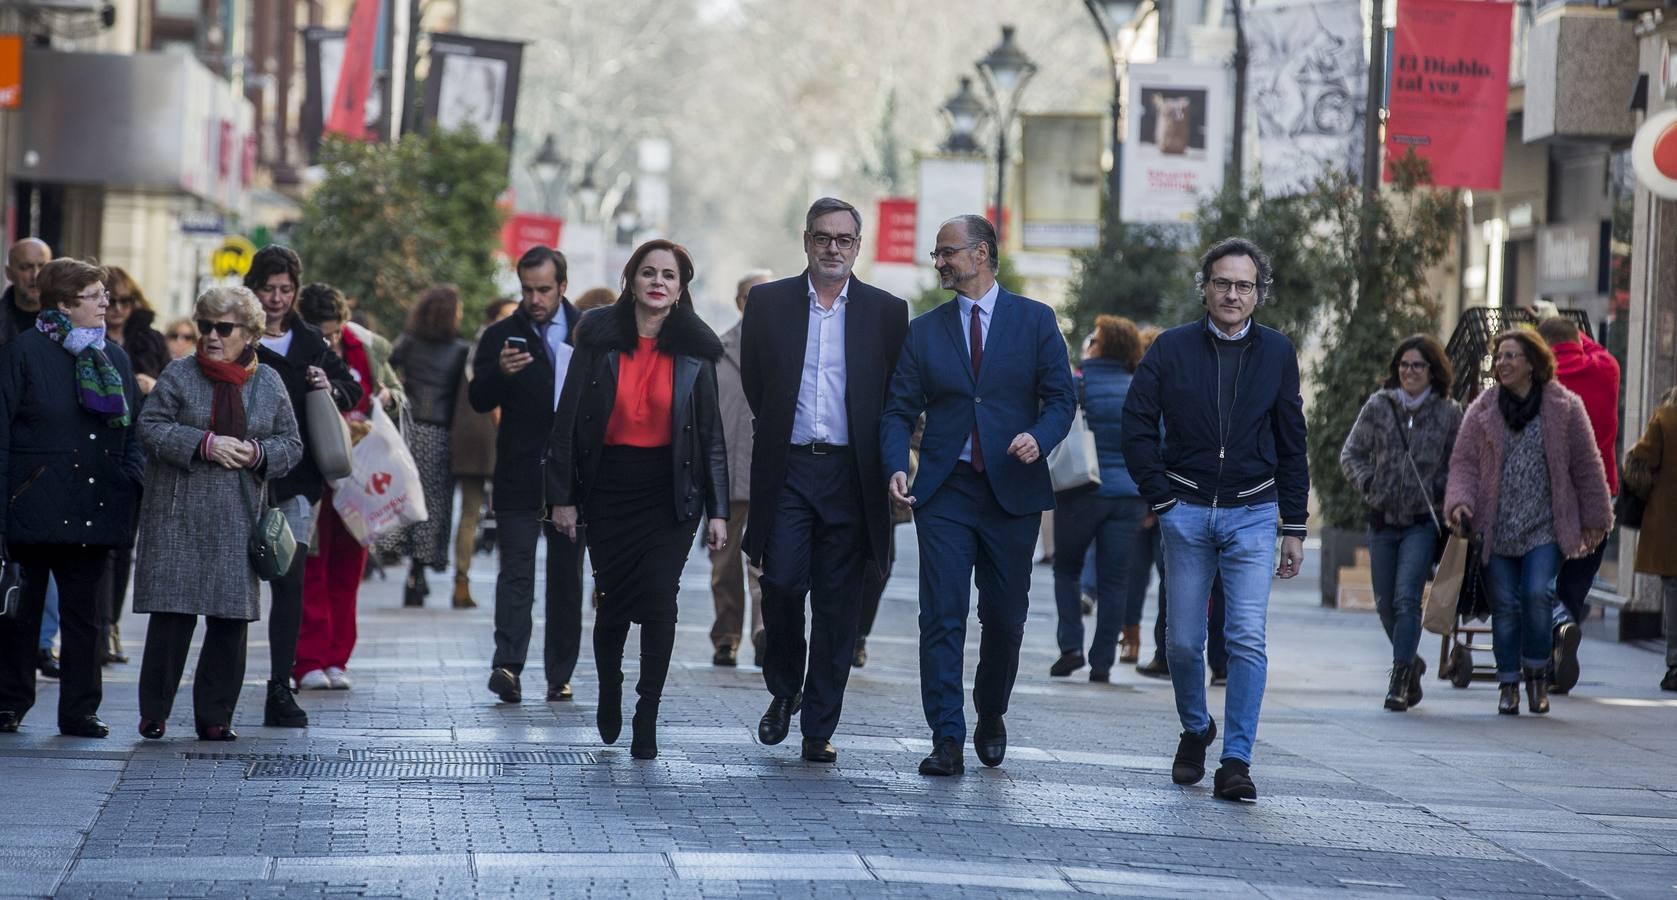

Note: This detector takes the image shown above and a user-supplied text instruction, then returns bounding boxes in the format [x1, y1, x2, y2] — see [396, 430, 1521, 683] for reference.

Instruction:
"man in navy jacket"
[1121, 237, 1308, 803]
[881, 214, 1075, 776]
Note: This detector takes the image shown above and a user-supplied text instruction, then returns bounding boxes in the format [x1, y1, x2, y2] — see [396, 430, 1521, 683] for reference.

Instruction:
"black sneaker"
[1213, 759, 1257, 801]
[1171, 718, 1217, 785]
[263, 679, 308, 728]
[37, 648, 60, 680]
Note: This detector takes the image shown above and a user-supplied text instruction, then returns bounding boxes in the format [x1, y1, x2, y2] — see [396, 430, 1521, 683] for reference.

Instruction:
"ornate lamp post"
[975, 25, 1037, 244]
[1084, 0, 1156, 228]
[941, 76, 988, 155]
[529, 133, 564, 216]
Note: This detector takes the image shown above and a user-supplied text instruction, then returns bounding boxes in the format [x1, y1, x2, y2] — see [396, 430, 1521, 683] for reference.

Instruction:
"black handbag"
[0, 546, 23, 622]
[1615, 489, 1646, 530]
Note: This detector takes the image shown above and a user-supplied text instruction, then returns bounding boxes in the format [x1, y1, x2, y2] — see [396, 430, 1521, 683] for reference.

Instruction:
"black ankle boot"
[403, 568, 425, 607]
[1498, 682, 1520, 715]
[1384, 662, 1411, 711]
[263, 679, 308, 727]
[597, 673, 623, 745]
[1524, 668, 1550, 715]
[630, 697, 659, 760]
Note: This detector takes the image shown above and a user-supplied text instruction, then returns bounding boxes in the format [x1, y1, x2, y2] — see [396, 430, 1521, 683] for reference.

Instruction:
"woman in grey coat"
[134, 286, 302, 741]
[1340, 334, 1462, 713]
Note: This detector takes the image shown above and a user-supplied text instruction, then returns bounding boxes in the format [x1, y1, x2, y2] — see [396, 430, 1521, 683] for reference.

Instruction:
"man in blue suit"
[880, 214, 1076, 776]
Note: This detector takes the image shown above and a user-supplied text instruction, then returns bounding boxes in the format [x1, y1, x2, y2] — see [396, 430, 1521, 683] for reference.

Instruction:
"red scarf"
[196, 346, 257, 440]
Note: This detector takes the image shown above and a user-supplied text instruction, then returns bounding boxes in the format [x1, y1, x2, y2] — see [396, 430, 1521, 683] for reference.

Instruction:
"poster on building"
[1247, 0, 1367, 196]
[417, 34, 524, 153]
[1020, 114, 1104, 245]
[875, 198, 917, 264]
[1385, 0, 1512, 190]
[1120, 65, 1226, 224]
[914, 156, 988, 264]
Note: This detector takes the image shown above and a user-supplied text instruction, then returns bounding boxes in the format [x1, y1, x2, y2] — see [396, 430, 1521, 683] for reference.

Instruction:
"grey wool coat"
[132, 357, 303, 621]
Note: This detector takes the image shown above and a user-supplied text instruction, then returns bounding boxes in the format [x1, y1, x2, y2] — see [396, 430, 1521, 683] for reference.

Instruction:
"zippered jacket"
[1120, 316, 1309, 537]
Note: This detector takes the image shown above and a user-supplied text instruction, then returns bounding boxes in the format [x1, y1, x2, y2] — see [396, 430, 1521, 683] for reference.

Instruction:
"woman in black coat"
[0, 259, 143, 738]
[244, 246, 361, 727]
[547, 240, 728, 760]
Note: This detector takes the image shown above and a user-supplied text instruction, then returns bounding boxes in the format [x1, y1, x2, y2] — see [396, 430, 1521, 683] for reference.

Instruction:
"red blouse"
[604, 335, 674, 447]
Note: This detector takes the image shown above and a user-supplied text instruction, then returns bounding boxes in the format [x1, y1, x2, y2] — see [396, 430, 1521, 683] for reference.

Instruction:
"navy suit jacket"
[879, 287, 1076, 516]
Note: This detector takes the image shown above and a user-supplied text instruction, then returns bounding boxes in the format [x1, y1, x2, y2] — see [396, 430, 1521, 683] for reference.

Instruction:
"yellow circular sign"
[211, 235, 259, 278]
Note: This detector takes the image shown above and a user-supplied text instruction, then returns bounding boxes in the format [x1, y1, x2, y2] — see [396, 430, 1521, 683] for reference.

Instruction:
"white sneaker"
[297, 669, 332, 690]
[325, 667, 352, 690]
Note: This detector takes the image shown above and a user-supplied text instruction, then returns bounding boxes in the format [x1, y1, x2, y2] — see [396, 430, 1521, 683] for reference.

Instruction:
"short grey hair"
[735, 269, 773, 304]
[805, 197, 862, 234]
[194, 285, 265, 335]
[945, 214, 999, 272]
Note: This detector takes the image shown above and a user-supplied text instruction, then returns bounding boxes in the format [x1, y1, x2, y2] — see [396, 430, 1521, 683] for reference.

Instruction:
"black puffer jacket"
[0, 328, 145, 546]
[390, 335, 468, 427]
[545, 297, 728, 524]
[255, 319, 362, 503]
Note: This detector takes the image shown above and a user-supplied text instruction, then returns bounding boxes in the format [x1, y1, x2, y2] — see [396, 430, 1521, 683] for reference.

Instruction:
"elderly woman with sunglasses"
[0, 259, 145, 738]
[132, 286, 302, 740]
[163, 318, 199, 360]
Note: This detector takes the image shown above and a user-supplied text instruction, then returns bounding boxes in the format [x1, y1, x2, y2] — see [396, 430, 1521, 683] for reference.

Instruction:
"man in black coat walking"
[741, 198, 908, 762]
[468, 245, 583, 705]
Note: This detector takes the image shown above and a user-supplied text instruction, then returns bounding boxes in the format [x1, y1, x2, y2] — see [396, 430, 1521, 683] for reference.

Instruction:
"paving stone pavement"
[4, 527, 1676, 898]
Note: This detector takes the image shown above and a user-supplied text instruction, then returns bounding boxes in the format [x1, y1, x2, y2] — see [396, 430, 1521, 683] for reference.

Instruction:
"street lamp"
[530, 133, 564, 216]
[1084, 0, 1156, 232]
[941, 76, 988, 154]
[575, 160, 601, 223]
[975, 25, 1037, 244]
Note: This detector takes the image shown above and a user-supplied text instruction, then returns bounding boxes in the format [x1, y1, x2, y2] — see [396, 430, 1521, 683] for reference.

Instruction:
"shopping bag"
[332, 404, 428, 546]
[305, 388, 354, 481]
[1423, 532, 1470, 635]
[1047, 408, 1101, 493]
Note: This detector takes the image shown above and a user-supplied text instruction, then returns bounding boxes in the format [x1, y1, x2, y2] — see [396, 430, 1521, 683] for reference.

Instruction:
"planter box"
[1318, 526, 1370, 607]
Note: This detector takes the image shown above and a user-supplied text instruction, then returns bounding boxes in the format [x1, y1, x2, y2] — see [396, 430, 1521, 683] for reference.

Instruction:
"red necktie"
[969, 304, 985, 473]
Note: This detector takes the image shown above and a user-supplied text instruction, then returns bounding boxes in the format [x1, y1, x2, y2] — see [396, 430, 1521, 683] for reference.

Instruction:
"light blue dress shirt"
[790, 277, 850, 446]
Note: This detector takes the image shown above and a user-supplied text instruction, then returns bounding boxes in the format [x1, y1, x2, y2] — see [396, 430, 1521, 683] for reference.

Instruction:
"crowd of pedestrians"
[0, 202, 1671, 805]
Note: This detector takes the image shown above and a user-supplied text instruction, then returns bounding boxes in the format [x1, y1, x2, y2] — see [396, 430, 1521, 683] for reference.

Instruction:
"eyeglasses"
[112, 294, 135, 306]
[1397, 361, 1430, 371]
[1492, 351, 1526, 363]
[74, 288, 110, 304]
[929, 242, 978, 263]
[808, 232, 858, 251]
[1208, 278, 1257, 297]
[195, 319, 242, 338]
[168, 332, 196, 342]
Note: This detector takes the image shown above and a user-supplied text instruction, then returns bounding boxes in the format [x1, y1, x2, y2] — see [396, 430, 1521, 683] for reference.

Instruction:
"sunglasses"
[195, 320, 242, 338]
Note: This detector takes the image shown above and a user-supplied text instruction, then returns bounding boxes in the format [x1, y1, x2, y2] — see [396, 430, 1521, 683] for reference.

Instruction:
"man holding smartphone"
[468, 245, 583, 704]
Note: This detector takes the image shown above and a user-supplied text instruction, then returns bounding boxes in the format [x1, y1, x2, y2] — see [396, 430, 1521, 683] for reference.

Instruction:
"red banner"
[1384, 0, 1513, 190]
[875, 198, 917, 264]
[325, 0, 380, 140]
[501, 213, 563, 262]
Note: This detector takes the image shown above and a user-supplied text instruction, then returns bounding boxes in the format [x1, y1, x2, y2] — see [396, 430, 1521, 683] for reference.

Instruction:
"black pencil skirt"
[585, 444, 700, 628]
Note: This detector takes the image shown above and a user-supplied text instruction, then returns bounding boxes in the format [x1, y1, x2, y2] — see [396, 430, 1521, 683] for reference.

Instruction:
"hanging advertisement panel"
[1248, 0, 1367, 196]
[416, 34, 525, 153]
[1120, 64, 1226, 224]
[914, 156, 988, 264]
[1021, 114, 1104, 244]
[1384, 0, 1513, 190]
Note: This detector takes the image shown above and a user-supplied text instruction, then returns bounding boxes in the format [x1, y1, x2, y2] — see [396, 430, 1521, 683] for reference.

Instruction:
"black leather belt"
[791, 442, 848, 456]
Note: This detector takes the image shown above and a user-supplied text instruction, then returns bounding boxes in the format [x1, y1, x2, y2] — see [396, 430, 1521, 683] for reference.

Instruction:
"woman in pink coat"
[1444, 329, 1611, 717]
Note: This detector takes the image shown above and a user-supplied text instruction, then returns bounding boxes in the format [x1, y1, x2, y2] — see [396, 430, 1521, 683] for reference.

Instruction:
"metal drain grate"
[245, 760, 503, 779]
[343, 749, 597, 765]
[181, 752, 322, 761]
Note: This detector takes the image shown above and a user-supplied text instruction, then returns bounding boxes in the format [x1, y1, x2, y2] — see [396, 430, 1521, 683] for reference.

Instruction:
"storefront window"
[1597, 148, 1637, 592]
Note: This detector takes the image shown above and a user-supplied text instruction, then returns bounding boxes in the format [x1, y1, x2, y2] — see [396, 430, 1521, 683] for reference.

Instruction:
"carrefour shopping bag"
[333, 404, 428, 546]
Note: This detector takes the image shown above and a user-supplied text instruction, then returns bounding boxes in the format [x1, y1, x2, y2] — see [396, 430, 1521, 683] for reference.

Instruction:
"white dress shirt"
[790, 277, 850, 446]
[541, 305, 572, 411]
[1207, 316, 1251, 341]
[957, 280, 1000, 463]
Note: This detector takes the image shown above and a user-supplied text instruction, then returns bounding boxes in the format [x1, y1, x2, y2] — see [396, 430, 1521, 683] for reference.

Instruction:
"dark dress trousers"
[739, 274, 907, 741]
[879, 289, 1075, 743]
[469, 302, 585, 685]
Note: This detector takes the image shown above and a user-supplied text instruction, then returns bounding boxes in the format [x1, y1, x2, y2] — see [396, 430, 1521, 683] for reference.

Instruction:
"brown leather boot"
[452, 574, 477, 609]
[1119, 625, 1142, 664]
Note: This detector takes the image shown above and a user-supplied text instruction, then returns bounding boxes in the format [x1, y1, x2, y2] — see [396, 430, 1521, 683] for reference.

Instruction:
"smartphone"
[505, 336, 529, 353]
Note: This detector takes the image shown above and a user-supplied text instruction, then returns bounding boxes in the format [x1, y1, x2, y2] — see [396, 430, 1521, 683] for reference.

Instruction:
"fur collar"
[573, 296, 723, 362]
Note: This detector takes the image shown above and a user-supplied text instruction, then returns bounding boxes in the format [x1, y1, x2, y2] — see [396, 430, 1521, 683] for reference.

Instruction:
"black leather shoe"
[917, 736, 964, 776]
[801, 736, 837, 763]
[973, 715, 1007, 767]
[0, 711, 19, 733]
[1498, 683, 1520, 715]
[851, 638, 868, 669]
[139, 719, 166, 740]
[1384, 662, 1411, 712]
[757, 692, 801, 746]
[1552, 623, 1581, 695]
[263, 680, 308, 728]
[546, 683, 573, 702]
[1136, 654, 1170, 679]
[488, 668, 522, 703]
[1090, 669, 1111, 683]
[37, 648, 60, 680]
[59, 715, 109, 738]
[1213, 759, 1258, 801]
[1407, 656, 1426, 707]
[1171, 718, 1217, 785]
[195, 723, 237, 742]
[1209, 668, 1228, 687]
[1049, 651, 1085, 677]
[1524, 669, 1550, 715]
[1662, 667, 1677, 692]
[712, 645, 737, 667]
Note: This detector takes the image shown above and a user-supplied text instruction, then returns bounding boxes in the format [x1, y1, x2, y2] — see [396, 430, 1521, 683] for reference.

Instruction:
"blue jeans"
[1053, 491, 1146, 671]
[1367, 523, 1437, 666]
[38, 574, 59, 652]
[1485, 543, 1561, 682]
[1158, 501, 1277, 766]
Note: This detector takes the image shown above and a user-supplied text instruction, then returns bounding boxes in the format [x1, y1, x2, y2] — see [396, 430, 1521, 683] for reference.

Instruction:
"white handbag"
[1047, 377, 1101, 493]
